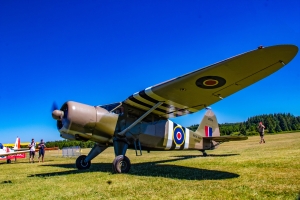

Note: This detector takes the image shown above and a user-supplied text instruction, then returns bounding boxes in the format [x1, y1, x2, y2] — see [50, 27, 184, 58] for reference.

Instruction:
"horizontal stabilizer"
[203, 136, 248, 142]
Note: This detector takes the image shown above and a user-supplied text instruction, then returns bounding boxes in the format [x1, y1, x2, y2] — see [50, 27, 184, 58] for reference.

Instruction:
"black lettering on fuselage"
[193, 133, 201, 139]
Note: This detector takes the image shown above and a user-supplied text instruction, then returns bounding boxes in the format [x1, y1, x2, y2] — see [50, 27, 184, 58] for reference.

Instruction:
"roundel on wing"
[196, 76, 226, 89]
[173, 126, 185, 146]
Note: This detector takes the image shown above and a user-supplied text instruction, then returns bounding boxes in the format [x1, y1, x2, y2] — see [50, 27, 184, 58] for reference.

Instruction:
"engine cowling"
[52, 101, 118, 143]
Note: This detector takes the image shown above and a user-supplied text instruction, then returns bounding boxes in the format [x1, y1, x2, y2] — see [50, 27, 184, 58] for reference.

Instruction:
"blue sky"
[0, 0, 299, 143]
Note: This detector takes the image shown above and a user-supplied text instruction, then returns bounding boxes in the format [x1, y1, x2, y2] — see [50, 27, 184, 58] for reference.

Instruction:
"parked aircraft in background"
[0, 137, 29, 163]
[0, 138, 59, 164]
[51, 44, 298, 173]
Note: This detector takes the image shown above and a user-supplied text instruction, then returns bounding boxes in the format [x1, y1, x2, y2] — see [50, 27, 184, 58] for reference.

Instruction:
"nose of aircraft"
[52, 110, 64, 120]
[52, 101, 99, 133]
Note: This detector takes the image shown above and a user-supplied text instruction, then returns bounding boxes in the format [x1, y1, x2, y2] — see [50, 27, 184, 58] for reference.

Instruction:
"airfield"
[0, 133, 299, 199]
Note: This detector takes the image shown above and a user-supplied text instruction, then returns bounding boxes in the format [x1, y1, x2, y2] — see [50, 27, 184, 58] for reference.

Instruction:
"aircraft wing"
[204, 136, 248, 142]
[0, 150, 30, 157]
[14, 148, 31, 151]
[124, 45, 298, 118]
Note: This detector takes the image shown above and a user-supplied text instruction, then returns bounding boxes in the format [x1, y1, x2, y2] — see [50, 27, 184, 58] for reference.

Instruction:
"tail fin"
[13, 137, 20, 150]
[195, 109, 220, 137]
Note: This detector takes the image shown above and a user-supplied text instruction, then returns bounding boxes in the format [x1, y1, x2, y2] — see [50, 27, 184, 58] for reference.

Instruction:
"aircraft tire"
[7, 159, 11, 164]
[112, 155, 131, 173]
[76, 155, 91, 170]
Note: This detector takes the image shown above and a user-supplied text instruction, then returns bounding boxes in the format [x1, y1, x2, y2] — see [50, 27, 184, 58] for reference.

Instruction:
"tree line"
[188, 113, 300, 136]
[45, 113, 300, 148]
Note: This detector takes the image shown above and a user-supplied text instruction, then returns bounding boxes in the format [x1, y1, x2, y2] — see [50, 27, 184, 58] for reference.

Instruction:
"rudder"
[14, 137, 20, 149]
[195, 109, 220, 137]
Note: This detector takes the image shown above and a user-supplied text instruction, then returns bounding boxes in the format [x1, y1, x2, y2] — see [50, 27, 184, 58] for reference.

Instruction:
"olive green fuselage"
[58, 102, 216, 151]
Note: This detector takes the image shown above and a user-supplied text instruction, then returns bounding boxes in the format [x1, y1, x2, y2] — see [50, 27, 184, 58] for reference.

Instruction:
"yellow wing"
[124, 45, 298, 118]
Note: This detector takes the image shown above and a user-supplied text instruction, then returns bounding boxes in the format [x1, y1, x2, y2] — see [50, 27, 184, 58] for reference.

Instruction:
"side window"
[114, 107, 124, 115]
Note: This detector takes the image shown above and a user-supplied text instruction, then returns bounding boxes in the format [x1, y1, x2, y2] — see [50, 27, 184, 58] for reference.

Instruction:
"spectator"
[258, 122, 266, 144]
[28, 138, 36, 163]
[38, 139, 46, 162]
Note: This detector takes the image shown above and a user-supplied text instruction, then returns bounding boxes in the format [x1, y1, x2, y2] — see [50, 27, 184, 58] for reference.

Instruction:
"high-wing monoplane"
[52, 45, 298, 173]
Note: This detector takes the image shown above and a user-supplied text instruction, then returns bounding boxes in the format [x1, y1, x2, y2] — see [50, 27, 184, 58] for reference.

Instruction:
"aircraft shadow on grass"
[28, 155, 239, 180]
[171, 153, 240, 158]
[0, 160, 56, 165]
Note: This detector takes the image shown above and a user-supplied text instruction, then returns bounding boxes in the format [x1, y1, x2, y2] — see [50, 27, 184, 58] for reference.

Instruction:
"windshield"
[98, 102, 122, 112]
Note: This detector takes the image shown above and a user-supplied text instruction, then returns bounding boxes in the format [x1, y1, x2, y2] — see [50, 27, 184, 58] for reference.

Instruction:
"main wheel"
[7, 159, 11, 164]
[112, 155, 131, 173]
[76, 155, 91, 170]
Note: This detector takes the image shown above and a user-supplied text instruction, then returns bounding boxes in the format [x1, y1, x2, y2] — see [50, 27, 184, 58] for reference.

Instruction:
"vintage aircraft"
[52, 44, 298, 173]
[0, 137, 30, 163]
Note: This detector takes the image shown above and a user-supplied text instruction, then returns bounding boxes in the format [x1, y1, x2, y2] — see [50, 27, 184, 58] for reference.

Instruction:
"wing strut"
[118, 102, 164, 136]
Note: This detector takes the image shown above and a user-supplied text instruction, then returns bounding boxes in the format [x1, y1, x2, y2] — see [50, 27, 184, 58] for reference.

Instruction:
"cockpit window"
[98, 102, 122, 112]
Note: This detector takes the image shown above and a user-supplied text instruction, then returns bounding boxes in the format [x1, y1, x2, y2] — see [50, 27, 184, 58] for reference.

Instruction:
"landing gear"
[112, 155, 131, 173]
[76, 155, 91, 170]
[112, 137, 131, 173]
[7, 159, 11, 164]
[200, 150, 208, 157]
[75, 143, 107, 170]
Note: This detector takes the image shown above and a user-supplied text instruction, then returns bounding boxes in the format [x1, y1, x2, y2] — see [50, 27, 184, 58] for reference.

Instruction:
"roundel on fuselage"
[173, 126, 185, 146]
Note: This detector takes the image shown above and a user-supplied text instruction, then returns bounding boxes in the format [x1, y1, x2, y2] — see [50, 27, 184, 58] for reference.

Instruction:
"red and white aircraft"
[0, 137, 30, 163]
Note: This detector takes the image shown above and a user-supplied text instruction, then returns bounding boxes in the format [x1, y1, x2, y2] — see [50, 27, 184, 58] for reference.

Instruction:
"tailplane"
[195, 109, 248, 142]
[195, 108, 220, 137]
[13, 137, 21, 150]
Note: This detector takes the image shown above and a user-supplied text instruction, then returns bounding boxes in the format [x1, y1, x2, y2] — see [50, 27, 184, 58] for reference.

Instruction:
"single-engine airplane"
[52, 45, 298, 173]
[0, 137, 30, 163]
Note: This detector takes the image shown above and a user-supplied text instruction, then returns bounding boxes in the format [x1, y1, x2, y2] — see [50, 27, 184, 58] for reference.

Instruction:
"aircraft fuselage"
[55, 101, 215, 151]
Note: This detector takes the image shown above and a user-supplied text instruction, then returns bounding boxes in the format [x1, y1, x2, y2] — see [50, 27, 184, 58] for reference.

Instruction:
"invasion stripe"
[128, 95, 167, 113]
[144, 87, 199, 113]
[129, 95, 190, 117]
[124, 99, 168, 117]
[139, 90, 194, 115]
[184, 128, 190, 149]
[139, 90, 172, 108]
[134, 92, 194, 116]
[126, 99, 190, 118]
[134, 92, 176, 113]
[170, 121, 176, 150]
[166, 120, 173, 149]
[124, 99, 178, 118]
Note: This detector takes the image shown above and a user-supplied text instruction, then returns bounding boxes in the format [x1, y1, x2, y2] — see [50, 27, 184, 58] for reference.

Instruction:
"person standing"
[28, 138, 36, 163]
[258, 122, 266, 144]
[38, 139, 46, 162]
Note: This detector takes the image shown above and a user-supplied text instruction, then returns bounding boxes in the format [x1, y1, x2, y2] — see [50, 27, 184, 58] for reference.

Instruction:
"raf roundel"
[196, 76, 226, 89]
[173, 126, 185, 146]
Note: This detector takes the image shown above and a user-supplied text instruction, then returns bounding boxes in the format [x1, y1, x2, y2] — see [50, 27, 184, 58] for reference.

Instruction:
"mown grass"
[0, 133, 299, 200]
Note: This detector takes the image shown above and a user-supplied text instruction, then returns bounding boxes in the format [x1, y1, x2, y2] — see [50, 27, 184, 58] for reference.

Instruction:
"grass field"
[1, 133, 299, 200]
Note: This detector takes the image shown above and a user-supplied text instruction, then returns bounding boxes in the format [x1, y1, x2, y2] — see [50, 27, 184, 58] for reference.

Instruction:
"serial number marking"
[193, 133, 201, 139]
